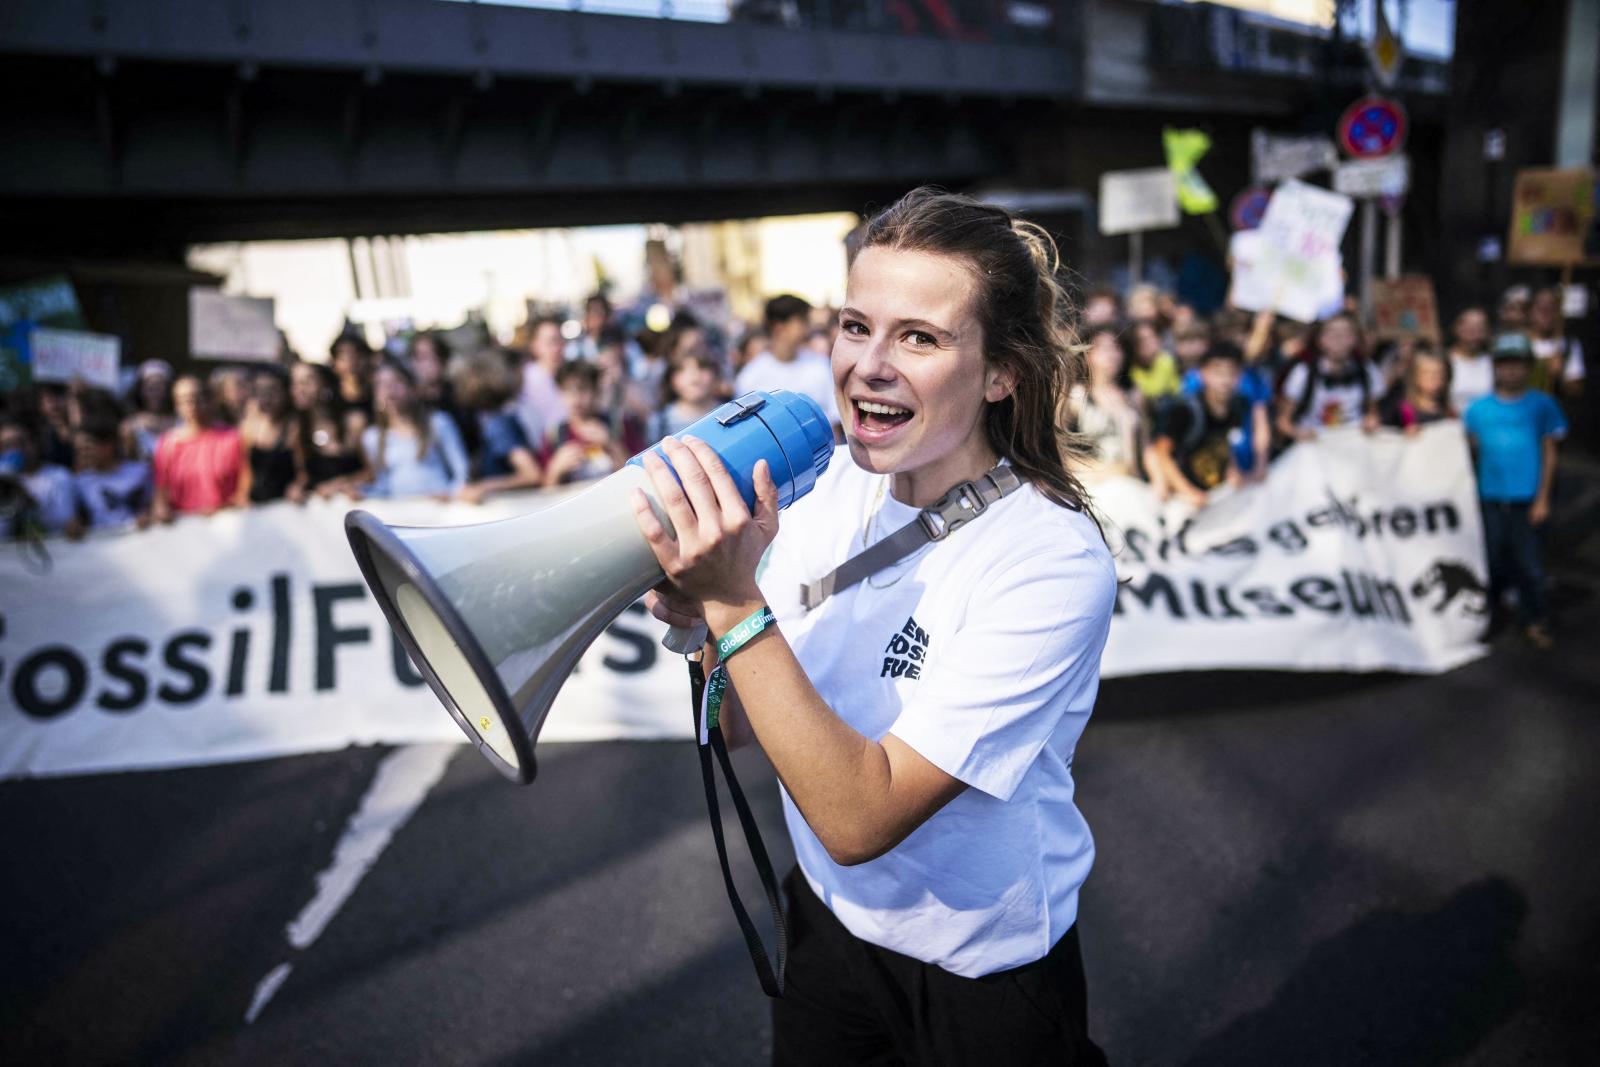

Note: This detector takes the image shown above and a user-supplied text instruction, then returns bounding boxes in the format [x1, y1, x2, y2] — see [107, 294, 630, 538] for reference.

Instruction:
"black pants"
[772, 868, 1108, 1066]
[1482, 500, 1547, 626]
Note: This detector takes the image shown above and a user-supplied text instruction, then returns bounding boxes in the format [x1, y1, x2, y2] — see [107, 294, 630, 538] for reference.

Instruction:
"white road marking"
[244, 962, 293, 1024]
[244, 743, 458, 1023]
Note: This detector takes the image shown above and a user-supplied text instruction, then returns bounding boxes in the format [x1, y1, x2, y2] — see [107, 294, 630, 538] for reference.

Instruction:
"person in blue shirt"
[450, 348, 544, 505]
[1463, 333, 1566, 649]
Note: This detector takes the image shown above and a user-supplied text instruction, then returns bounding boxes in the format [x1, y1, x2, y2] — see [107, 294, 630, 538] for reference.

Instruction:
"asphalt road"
[4, 568, 1598, 1065]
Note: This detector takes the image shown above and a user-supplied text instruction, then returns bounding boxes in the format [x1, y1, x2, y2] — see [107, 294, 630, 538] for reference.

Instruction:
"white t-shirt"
[0, 464, 77, 538]
[1449, 351, 1495, 415]
[1281, 359, 1384, 431]
[757, 450, 1117, 978]
[1531, 335, 1586, 382]
[516, 362, 567, 445]
[735, 350, 840, 426]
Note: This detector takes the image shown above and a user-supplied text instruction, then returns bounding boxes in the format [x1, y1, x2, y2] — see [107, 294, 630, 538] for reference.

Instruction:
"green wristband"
[715, 605, 776, 662]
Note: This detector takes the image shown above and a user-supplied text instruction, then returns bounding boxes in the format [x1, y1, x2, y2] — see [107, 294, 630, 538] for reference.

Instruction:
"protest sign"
[1226, 230, 1275, 312]
[29, 327, 122, 389]
[1, 427, 1487, 780]
[1334, 155, 1411, 199]
[1507, 167, 1598, 265]
[1251, 131, 1337, 184]
[1229, 180, 1354, 323]
[1261, 179, 1355, 266]
[1369, 276, 1441, 342]
[189, 288, 281, 362]
[1098, 168, 1180, 235]
[1164, 128, 1218, 215]
[0, 328, 27, 393]
[0, 275, 85, 330]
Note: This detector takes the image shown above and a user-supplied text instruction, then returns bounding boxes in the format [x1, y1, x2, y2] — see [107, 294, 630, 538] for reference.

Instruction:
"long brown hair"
[854, 186, 1093, 515]
[373, 358, 433, 464]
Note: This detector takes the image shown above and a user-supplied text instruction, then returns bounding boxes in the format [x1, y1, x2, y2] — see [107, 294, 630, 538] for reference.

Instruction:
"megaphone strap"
[799, 464, 1024, 611]
[688, 657, 789, 998]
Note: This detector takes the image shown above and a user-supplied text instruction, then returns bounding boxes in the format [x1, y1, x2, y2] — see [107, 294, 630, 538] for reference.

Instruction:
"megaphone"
[345, 390, 833, 784]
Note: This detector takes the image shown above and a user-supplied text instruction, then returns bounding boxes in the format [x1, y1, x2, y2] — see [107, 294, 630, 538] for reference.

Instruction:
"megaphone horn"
[345, 390, 834, 784]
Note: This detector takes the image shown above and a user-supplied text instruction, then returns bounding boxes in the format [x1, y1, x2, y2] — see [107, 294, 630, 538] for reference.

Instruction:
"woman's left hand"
[632, 435, 779, 610]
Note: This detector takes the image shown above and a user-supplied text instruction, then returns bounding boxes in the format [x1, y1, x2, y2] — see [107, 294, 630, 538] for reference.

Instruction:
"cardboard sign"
[29, 327, 122, 389]
[1507, 167, 1598, 265]
[1098, 168, 1179, 236]
[1261, 180, 1355, 259]
[1229, 180, 1354, 324]
[1334, 155, 1411, 199]
[1370, 276, 1441, 343]
[1251, 131, 1338, 184]
[189, 288, 280, 362]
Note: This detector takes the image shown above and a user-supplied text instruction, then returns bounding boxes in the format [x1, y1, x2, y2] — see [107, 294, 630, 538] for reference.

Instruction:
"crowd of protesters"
[0, 291, 824, 536]
[1061, 281, 1580, 649]
[0, 277, 1582, 646]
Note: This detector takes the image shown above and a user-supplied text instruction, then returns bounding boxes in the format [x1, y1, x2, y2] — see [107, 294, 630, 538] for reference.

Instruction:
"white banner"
[0, 490, 685, 780]
[0, 427, 1487, 780]
[1096, 424, 1487, 674]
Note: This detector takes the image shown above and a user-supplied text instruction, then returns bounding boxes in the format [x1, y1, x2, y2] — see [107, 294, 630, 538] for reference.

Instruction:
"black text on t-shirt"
[882, 615, 931, 679]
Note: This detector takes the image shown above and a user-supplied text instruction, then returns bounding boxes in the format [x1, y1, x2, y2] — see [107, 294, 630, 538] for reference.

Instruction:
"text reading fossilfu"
[2, 575, 659, 721]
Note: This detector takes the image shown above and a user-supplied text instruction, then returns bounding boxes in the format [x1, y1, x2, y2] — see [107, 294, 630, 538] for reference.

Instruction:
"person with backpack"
[1527, 286, 1585, 399]
[1151, 342, 1269, 507]
[1274, 311, 1383, 444]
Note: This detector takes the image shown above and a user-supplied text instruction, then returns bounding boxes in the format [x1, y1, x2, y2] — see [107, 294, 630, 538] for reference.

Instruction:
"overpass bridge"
[0, 0, 1447, 254]
[0, 0, 1078, 252]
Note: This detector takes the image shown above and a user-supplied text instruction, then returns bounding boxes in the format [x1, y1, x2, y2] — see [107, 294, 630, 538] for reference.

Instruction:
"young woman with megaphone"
[634, 187, 1116, 1066]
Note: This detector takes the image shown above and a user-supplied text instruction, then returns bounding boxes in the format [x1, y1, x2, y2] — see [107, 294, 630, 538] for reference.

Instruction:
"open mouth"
[853, 399, 914, 437]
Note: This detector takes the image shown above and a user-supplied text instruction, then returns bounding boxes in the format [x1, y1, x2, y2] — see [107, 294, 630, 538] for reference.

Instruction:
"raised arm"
[634, 437, 965, 866]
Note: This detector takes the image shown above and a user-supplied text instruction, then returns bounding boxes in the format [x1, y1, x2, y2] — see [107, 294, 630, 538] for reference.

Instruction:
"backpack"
[1290, 359, 1372, 426]
[1177, 392, 1251, 456]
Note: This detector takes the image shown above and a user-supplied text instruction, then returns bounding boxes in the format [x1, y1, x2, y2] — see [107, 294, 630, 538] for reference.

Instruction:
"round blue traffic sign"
[1338, 96, 1407, 158]
[1230, 185, 1271, 231]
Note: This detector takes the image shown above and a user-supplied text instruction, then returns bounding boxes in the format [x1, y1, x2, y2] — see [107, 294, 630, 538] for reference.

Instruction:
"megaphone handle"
[662, 622, 709, 655]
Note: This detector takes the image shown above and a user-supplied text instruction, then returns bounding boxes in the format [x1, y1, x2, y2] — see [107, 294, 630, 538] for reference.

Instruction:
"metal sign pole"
[1384, 208, 1401, 279]
[1130, 230, 1144, 287]
[1359, 198, 1377, 319]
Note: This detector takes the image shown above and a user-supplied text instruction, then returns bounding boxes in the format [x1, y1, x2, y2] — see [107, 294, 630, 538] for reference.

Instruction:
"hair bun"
[1011, 218, 1061, 276]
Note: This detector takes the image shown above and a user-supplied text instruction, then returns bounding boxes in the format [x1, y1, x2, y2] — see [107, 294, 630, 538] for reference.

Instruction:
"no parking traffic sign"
[1337, 96, 1407, 159]
[1229, 185, 1271, 231]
